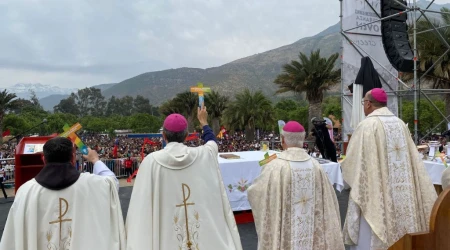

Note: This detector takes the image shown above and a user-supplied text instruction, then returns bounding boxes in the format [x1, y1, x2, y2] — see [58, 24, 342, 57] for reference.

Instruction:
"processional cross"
[176, 184, 196, 250]
[190, 82, 211, 107]
[59, 123, 88, 155]
[49, 198, 72, 242]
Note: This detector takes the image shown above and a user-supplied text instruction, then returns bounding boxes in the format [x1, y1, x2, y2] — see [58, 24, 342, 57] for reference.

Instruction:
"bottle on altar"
[428, 141, 440, 158]
[261, 140, 269, 152]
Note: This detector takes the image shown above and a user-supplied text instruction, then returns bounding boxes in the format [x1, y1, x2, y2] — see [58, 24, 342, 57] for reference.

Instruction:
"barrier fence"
[0, 157, 141, 187]
[0, 158, 15, 185]
[81, 157, 141, 178]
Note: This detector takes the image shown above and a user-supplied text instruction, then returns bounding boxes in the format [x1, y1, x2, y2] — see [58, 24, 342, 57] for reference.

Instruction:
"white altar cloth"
[423, 160, 446, 185]
[218, 151, 344, 211]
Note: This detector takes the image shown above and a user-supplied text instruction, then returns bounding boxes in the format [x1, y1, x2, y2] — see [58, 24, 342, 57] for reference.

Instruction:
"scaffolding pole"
[340, 0, 344, 152]
[413, 0, 419, 144]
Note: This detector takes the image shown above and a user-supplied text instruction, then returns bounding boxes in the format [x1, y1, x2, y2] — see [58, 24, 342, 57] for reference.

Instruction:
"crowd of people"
[0, 129, 346, 181]
[2, 128, 448, 184]
[1, 129, 345, 165]
[75, 132, 286, 159]
[80, 130, 344, 160]
[0, 143, 16, 182]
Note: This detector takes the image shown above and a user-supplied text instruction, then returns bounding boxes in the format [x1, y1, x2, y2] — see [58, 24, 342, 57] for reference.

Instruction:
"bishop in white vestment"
[248, 121, 344, 250]
[0, 137, 126, 250]
[342, 88, 437, 250]
[126, 108, 242, 250]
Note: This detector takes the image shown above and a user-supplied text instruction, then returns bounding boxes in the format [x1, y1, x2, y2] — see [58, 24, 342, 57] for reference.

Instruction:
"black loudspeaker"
[381, 0, 415, 72]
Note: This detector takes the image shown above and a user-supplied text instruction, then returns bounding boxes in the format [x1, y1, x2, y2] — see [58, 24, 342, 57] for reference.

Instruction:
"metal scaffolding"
[339, 0, 450, 144]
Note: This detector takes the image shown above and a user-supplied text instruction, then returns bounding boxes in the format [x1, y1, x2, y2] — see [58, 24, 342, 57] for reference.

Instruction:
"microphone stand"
[2, 119, 47, 146]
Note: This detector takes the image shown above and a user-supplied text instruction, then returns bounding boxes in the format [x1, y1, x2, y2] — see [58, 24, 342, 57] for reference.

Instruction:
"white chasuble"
[248, 147, 344, 250]
[0, 175, 125, 250]
[125, 141, 242, 250]
[342, 107, 437, 250]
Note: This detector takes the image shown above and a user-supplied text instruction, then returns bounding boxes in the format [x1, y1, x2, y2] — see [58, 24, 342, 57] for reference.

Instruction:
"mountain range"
[101, 23, 341, 105]
[100, 0, 450, 105]
[31, 22, 340, 110]
[6, 0, 449, 110]
[4, 83, 115, 111]
[7, 83, 77, 100]
[37, 83, 117, 110]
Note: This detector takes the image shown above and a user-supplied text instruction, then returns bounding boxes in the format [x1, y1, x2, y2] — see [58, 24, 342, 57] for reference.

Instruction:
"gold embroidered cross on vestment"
[49, 198, 72, 242]
[176, 183, 195, 250]
[390, 141, 406, 161]
[295, 188, 313, 214]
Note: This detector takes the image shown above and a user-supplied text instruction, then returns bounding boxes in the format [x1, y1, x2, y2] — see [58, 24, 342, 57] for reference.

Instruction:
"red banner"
[113, 145, 118, 158]
[2, 129, 10, 137]
[186, 133, 199, 141]
[144, 138, 157, 146]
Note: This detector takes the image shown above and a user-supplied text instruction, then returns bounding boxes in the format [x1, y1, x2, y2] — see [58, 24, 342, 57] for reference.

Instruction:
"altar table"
[218, 151, 344, 211]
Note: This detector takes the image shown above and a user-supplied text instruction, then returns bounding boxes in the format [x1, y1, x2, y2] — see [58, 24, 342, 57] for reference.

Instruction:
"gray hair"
[163, 127, 188, 143]
[281, 130, 305, 148]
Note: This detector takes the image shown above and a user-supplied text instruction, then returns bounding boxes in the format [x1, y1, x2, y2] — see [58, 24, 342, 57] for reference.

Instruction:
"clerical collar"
[35, 163, 81, 190]
[279, 147, 311, 162]
[367, 107, 393, 117]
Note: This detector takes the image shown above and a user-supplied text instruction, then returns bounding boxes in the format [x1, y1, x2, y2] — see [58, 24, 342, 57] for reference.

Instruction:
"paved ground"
[0, 183, 350, 250]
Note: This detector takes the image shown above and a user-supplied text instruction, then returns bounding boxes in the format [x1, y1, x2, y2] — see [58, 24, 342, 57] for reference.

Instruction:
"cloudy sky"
[0, 0, 448, 89]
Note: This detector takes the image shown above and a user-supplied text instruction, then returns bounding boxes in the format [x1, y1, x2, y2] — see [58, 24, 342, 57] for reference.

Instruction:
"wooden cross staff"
[190, 82, 211, 107]
[59, 123, 88, 155]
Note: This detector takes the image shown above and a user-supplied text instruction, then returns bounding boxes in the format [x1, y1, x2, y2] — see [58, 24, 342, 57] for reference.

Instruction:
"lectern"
[14, 136, 55, 192]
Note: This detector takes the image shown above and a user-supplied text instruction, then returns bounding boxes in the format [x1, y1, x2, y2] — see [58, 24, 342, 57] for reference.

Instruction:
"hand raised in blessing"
[83, 148, 100, 164]
[197, 102, 208, 127]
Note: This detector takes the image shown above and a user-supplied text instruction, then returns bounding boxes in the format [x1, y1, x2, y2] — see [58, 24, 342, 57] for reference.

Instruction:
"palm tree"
[159, 100, 181, 116]
[0, 90, 19, 142]
[159, 91, 198, 132]
[205, 91, 229, 135]
[274, 49, 340, 132]
[414, 7, 450, 118]
[223, 89, 274, 141]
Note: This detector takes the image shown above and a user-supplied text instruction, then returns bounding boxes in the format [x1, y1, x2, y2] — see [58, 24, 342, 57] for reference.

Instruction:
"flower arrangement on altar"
[439, 153, 448, 168]
[227, 178, 250, 193]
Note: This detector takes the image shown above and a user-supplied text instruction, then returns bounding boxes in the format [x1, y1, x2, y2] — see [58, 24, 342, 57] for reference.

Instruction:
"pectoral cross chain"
[49, 198, 72, 241]
[176, 184, 195, 250]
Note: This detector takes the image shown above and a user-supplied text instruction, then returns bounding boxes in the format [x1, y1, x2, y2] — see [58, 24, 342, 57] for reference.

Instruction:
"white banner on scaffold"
[342, 0, 398, 141]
